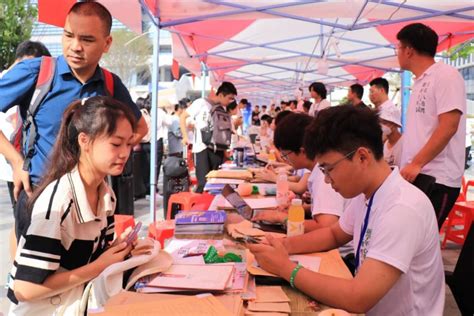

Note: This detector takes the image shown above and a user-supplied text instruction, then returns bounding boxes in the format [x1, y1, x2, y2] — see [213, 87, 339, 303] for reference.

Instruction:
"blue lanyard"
[354, 192, 376, 272]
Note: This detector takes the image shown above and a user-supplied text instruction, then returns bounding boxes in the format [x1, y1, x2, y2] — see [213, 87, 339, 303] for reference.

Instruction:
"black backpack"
[22, 56, 114, 171]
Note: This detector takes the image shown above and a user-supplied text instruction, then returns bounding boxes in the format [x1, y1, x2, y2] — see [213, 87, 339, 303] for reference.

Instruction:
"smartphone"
[125, 222, 142, 246]
[222, 184, 254, 220]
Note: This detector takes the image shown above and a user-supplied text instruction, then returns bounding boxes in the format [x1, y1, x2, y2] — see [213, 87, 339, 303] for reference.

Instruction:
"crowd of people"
[0, 1, 468, 313]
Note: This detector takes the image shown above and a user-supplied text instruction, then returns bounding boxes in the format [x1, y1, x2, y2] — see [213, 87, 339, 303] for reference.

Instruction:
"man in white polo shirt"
[248, 106, 444, 315]
[369, 77, 394, 111]
[396, 23, 466, 228]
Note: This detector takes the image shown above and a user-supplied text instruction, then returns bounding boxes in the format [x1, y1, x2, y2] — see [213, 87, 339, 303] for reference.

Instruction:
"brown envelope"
[255, 286, 290, 303]
[247, 301, 291, 313]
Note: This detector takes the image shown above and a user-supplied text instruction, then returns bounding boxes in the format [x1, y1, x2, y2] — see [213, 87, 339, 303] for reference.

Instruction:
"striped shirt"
[8, 166, 116, 315]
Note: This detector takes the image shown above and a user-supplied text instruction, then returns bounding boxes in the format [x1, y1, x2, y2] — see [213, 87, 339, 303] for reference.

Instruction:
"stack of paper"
[245, 286, 291, 315]
[174, 210, 226, 235]
[146, 264, 234, 292]
[96, 293, 233, 316]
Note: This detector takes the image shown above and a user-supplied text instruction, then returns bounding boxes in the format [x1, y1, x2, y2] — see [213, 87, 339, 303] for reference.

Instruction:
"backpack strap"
[23, 56, 56, 171]
[102, 68, 114, 96]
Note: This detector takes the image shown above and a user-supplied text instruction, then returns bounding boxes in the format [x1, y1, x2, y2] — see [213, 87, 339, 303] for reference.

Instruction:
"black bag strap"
[23, 56, 56, 171]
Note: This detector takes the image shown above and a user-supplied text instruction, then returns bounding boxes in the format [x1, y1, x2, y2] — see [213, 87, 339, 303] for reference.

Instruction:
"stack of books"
[174, 210, 227, 235]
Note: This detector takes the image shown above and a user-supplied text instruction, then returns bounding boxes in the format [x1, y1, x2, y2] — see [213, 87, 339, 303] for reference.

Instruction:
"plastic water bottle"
[287, 198, 305, 237]
[276, 170, 289, 205]
[268, 149, 276, 163]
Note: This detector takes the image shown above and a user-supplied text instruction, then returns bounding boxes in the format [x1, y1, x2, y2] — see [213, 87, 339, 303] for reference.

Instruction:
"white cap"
[379, 103, 401, 127]
[291, 198, 302, 206]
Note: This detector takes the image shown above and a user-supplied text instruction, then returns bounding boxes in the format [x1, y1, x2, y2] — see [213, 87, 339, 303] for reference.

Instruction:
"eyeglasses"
[280, 150, 292, 162]
[318, 150, 356, 178]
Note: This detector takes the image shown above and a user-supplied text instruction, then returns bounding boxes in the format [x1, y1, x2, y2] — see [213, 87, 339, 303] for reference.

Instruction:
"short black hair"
[274, 110, 292, 126]
[262, 105, 267, 109]
[396, 23, 438, 57]
[216, 81, 237, 96]
[69, 1, 113, 35]
[369, 77, 389, 94]
[179, 97, 190, 106]
[15, 41, 51, 60]
[303, 106, 383, 160]
[274, 113, 313, 154]
[303, 100, 312, 111]
[226, 101, 238, 112]
[350, 83, 364, 99]
[239, 98, 248, 105]
[309, 82, 327, 99]
[260, 114, 273, 125]
[136, 97, 146, 110]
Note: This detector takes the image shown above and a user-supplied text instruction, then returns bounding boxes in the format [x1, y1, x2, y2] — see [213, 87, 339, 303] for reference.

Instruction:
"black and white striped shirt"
[8, 167, 116, 315]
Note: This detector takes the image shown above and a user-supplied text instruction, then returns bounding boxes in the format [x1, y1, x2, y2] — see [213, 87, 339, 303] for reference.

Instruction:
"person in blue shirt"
[0, 2, 148, 240]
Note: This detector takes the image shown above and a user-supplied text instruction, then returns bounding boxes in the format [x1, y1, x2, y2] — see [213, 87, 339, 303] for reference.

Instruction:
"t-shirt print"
[415, 81, 430, 114]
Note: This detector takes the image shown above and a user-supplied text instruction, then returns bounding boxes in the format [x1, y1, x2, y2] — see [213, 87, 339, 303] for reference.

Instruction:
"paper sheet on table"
[147, 264, 234, 291]
[247, 301, 291, 313]
[255, 286, 290, 303]
[97, 294, 232, 316]
[207, 178, 245, 184]
[219, 197, 278, 209]
[247, 252, 321, 277]
[165, 239, 224, 264]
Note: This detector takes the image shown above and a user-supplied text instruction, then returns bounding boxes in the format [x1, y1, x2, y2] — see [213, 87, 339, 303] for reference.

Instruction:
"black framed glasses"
[280, 150, 292, 162]
[318, 150, 356, 177]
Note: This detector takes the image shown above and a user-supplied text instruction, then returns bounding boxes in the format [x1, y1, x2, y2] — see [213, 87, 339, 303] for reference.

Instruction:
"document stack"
[174, 210, 226, 235]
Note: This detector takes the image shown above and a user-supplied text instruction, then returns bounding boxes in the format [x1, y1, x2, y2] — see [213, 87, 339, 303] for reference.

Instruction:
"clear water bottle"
[276, 170, 289, 205]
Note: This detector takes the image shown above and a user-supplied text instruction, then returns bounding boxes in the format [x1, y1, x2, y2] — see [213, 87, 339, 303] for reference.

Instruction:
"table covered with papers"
[95, 165, 354, 315]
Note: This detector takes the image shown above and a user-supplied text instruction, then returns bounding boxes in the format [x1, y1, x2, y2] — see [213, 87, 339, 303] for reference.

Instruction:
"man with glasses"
[396, 23, 466, 228]
[248, 106, 444, 315]
[252, 113, 355, 271]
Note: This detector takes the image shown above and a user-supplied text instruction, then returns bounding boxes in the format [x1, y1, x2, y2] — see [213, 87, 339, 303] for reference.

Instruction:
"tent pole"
[150, 24, 161, 223]
[201, 62, 207, 98]
[401, 70, 411, 132]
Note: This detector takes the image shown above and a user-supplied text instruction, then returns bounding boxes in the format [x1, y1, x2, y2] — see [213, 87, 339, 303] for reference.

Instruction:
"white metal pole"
[149, 25, 161, 223]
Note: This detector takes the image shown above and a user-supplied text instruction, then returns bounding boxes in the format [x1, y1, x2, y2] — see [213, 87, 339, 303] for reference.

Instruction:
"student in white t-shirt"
[308, 82, 330, 117]
[248, 106, 444, 315]
[179, 82, 237, 192]
[369, 77, 394, 111]
[396, 23, 466, 228]
[379, 103, 403, 167]
[252, 113, 353, 239]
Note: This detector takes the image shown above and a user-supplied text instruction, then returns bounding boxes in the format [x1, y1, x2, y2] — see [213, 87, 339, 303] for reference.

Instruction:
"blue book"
[175, 210, 226, 225]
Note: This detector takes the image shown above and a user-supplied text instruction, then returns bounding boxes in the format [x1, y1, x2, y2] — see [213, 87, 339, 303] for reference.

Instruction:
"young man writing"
[248, 106, 444, 315]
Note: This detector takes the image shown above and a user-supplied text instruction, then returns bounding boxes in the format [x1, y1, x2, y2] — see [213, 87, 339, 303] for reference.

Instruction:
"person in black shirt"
[347, 83, 369, 109]
[251, 105, 261, 126]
